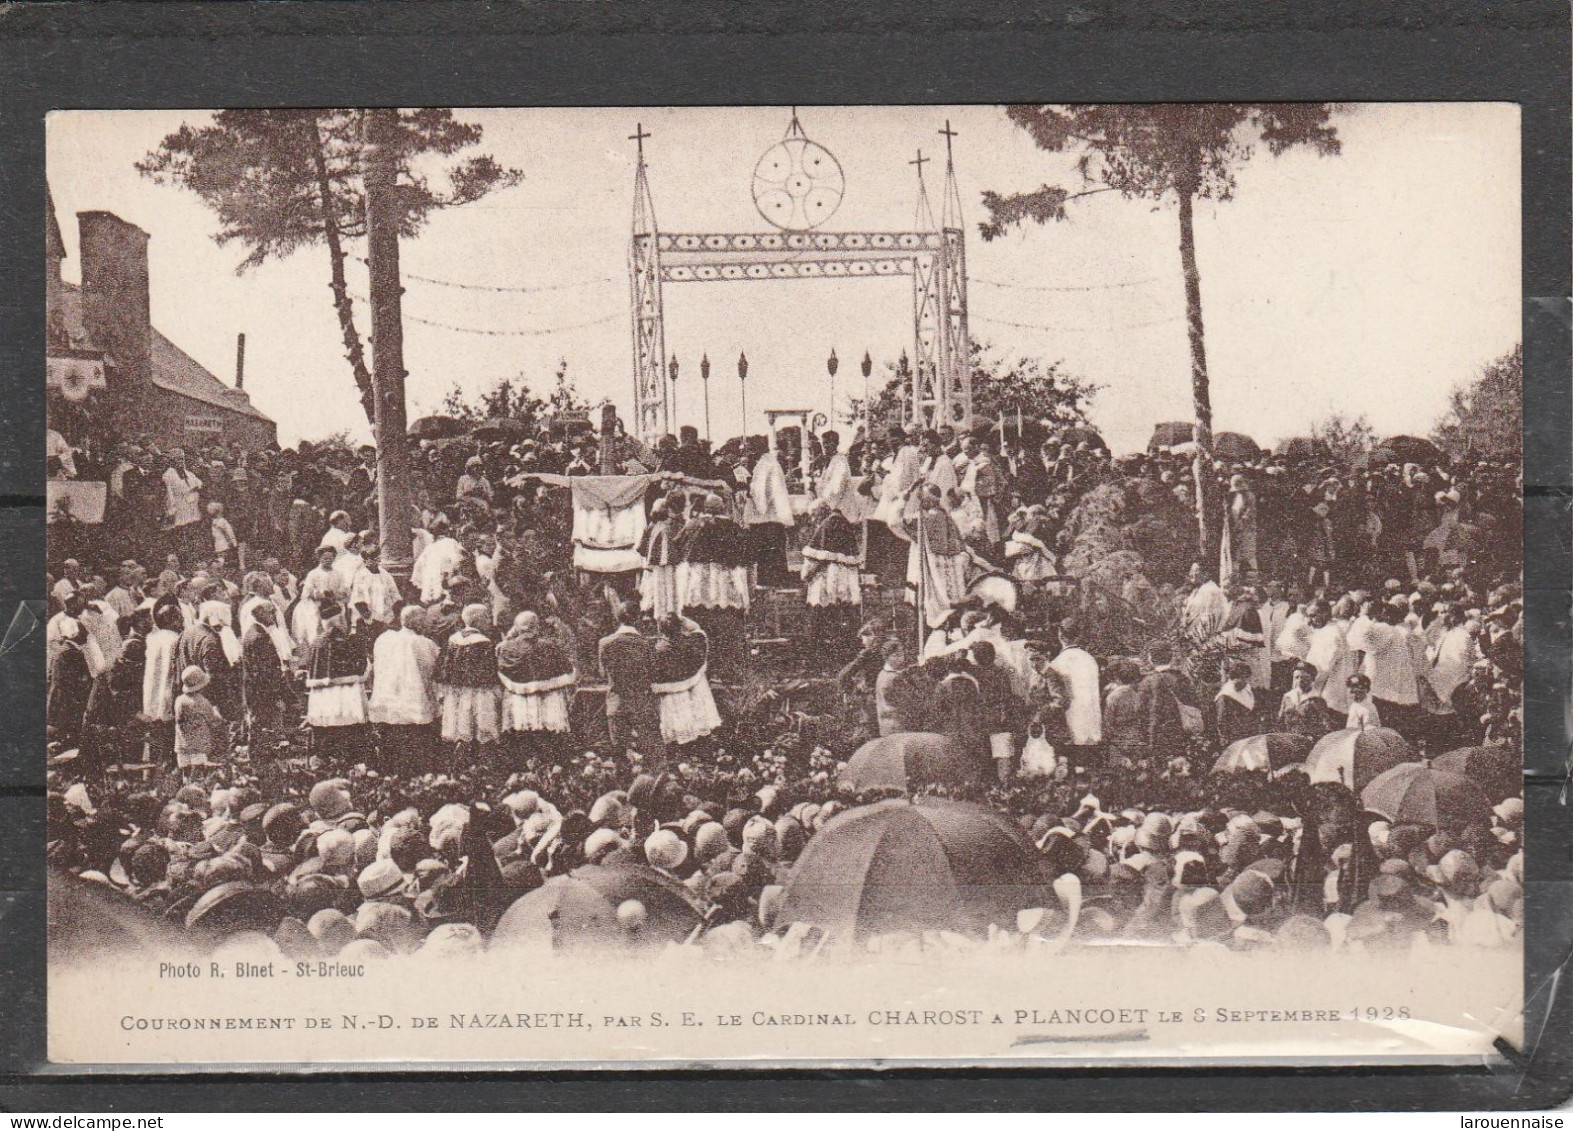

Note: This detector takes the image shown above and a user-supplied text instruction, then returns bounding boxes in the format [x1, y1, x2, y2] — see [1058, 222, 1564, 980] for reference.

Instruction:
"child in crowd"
[174, 664, 224, 781]
[1345, 672, 1381, 731]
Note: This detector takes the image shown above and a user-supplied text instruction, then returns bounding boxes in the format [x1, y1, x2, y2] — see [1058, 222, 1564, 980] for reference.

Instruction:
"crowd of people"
[45, 407, 1525, 959]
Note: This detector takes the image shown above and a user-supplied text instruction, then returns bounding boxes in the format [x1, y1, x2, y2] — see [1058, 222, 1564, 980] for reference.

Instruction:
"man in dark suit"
[598, 601, 664, 768]
[177, 600, 239, 721]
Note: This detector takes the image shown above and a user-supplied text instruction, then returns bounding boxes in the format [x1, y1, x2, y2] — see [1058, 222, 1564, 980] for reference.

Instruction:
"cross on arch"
[909, 148, 930, 176]
[939, 120, 958, 162]
[628, 123, 651, 160]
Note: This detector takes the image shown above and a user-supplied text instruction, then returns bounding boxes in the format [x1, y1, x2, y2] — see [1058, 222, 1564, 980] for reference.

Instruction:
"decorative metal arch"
[629, 120, 970, 443]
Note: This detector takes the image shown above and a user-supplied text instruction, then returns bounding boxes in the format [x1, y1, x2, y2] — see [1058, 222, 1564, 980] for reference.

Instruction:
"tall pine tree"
[138, 109, 520, 425]
[980, 104, 1343, 555]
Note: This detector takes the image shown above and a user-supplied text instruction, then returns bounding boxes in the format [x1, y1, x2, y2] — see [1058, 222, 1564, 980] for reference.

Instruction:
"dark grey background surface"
[0, 0, 1567, 1111]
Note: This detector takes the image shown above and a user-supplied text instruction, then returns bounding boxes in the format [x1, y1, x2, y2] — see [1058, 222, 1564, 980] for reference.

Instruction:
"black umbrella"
[1431, 745, 1520, 803]
[184, 882, 286, 938]
[472, 417, 531, 441]
[408, 414, 467, 441]
[1214, 431, 1262, 462]
[778, 797, 1053, 940]
[1361, 764, 1491, 830]
[1211, 732, 1314, 775]
[1368, 435, 1443, 469]
[838, 732, 981, 794]
[1274, 435, 1328, 461]
[1059, 425, 1108, 451]
[1304, 726, 1418, 793]
[1148, 421, 1195, 451]
[492, 863, 702, 951]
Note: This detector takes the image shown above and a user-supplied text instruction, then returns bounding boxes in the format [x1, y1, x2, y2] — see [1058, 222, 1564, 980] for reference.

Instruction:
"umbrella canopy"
[1360, 763, 1491, 830]
[408, 414, 467, 441]
[1211, 732, 1314, 776]
[1148, 421, 1195, 451]
[838, 732, 981, 794]
[1431, 745, 1521, 803]
[778, 797, 1053, 940]
[1214, 431, 1261, 462]
[492, 863, 702, 951]
[1303, 727, 1418, 793]
[50, 871, 190, 960]
[1377, 435, 1442, 466]
[1274, 435, 1328, 461]
[184, 882, 286, 938]
[1059, 425, 1108, 452]
[472, 416, 531, 441]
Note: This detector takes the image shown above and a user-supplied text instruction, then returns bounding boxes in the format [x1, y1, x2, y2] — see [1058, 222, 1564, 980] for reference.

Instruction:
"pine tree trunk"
[362, 108, 416, 580]
[310, 114, 377, 427]
[1177, 175, 1215, 566]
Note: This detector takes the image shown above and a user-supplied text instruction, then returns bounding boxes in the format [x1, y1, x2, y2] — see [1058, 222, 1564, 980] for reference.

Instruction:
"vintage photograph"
[43, 104, 1523, 1067]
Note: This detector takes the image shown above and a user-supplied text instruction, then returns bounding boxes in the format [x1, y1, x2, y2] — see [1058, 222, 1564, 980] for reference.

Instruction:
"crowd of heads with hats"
[45, 416, 1524, 958]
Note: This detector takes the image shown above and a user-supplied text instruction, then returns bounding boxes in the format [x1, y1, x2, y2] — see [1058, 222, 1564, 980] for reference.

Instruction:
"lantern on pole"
[668, 354, 679, 432]
[737, 351, 749, 438]
[826, 347, 839, 425]
[700, 352, 712, 442]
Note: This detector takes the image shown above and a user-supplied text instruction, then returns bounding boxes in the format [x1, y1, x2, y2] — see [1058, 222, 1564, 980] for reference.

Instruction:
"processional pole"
[700, 352, 712, 442]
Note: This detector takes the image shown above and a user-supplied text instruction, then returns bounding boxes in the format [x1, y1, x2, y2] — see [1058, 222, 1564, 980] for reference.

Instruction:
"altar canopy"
[518, 472, 725, 573]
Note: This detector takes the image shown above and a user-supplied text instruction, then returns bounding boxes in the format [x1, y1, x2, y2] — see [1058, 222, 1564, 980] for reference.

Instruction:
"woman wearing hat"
[1214, 660, 1259, 748]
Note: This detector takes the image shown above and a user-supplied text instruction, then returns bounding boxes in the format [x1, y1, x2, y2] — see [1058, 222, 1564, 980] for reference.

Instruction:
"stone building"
[46, 189, 276, 455]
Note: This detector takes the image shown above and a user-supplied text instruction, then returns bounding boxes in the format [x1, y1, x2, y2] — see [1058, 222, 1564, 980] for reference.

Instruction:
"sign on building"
[183, 413, 225, 435]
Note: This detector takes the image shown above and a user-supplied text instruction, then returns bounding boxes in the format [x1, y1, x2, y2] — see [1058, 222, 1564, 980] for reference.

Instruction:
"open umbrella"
[1274, 435, 1328, 462]
[408, 414, 467, 441]
[1214, 431, 1261, 462]
[1360, 763, 1491, 830]
[1431, 745, 1521, 803]
[49, 870, 190, 960]
[1303, 727, 1417, 792]
[1148, 421, 1195, 451]
[184, 882, 286, 938]
[1378, 435, 1442, 466]
[471, 416, 530, 442]
[778, 797, 1053, 940]
[491, 863, 702, 951]
[838, 732, 980, 794]
[1059, 425, 1108, 452]
[1211, 732, 1313, 775]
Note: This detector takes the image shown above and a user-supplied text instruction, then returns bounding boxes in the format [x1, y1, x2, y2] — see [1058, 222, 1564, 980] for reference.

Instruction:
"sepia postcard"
[43, 104, 1524, 1068]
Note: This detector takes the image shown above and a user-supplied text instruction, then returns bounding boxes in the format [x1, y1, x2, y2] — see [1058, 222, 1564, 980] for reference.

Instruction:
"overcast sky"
[46, 104, 1520, 454]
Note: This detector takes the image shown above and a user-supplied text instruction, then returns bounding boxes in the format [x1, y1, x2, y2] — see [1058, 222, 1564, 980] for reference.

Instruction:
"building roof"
[46, 188, 65, 264]
[151, 326, 272, 422]
[52, 281, 273, 423]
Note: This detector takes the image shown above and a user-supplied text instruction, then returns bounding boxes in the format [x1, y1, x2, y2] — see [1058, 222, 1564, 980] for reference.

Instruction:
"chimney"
[235, 332, 246, 390]
[78, 211, 152, 408]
